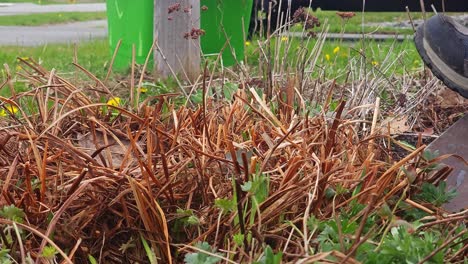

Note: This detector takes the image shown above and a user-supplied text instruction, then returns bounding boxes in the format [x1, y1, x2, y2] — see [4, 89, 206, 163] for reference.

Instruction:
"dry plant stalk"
[0, 58, 461, 263]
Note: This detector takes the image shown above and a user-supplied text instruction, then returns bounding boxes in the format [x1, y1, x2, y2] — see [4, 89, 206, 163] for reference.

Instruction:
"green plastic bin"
[200, 0, 253, 66]
[106, 0, 154, 70]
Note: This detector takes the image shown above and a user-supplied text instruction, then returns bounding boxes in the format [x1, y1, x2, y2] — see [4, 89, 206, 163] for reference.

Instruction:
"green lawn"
[0, 39, 109, 96]
[0, 0, 54, 3]
[0, 12, 106, 26]
[0, 35, 423, 97]
[0, 10, 427, 97]
[0, 0, 104, 4]
[302, 9, 464, 34]
[245, 36, 421, 80]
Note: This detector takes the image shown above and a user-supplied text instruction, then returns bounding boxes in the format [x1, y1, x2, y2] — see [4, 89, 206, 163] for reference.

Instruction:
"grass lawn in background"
[0, 36, 423, 98]
[0, 9, 430, 106]
[0, 0, 104, 4]
[0, 0, 55, 3]
[0, 11, 106, 26]
[297, 9, 466, 34]
[0, 39, 109, 97]
[244, 37, 422, 79]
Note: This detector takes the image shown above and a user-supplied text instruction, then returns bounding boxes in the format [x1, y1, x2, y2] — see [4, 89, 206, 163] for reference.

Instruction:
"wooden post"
[154, 0, 201, 82]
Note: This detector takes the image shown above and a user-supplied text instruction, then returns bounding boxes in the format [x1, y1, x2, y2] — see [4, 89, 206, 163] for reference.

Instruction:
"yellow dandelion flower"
[333, 46, 340, 54]
[139, 87, 148, 93]
[372, 61, 379, 66]
[281, 36, 289, 42]
[16, 65, 22, 71]
[0, 109, 6, 117]
[325, 54, 330, 61]
[16, 57, 29, 62]
[107, 97, 121, 107]
[5, 104, 18, 114]
[245, 41, 251, 46]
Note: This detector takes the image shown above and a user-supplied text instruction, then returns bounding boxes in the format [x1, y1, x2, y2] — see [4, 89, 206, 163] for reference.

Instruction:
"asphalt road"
[0, 2, 417, 46]
[0, 3, 107, 46]
[0, 3, 105, 16]
[0, 20, 107, 46]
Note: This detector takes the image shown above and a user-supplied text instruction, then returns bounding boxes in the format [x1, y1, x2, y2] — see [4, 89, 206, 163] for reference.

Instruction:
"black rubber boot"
[415, 14, 468, 99]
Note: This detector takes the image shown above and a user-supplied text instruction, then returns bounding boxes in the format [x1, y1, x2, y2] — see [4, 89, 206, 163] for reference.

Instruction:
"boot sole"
[414, 26, 468, 99]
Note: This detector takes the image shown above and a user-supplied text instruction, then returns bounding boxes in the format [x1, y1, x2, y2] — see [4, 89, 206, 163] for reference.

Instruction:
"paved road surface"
[0, 20, 107, 46]
[0, 3, 105, 16]
[0, 3, 107, 46]
[0, 20, 415, 47]
[0, 3, 413, 46]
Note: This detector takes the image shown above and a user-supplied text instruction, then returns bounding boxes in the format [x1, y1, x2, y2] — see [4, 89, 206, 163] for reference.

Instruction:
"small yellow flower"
[16, 57, 29, 62]
[245, 41, 251, 46]
[139, 87, 148, 93]
[333, 46, 340, 54]
[372, 61, 379, 66]
[5, 104, 18, 114]
[16, 65, 22, 71]
[325, 54, 330, 61]
[0, 109, 6, 117]
[281, 36, 289, 42]
[107, 97, 121, 107]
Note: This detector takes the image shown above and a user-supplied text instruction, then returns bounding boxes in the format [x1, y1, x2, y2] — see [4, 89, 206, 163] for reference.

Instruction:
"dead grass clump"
[0, 59, 465, 263]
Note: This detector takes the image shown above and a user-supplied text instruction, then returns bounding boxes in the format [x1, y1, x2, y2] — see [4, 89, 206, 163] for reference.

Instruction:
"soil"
[417, 87, 468, 133]
[390, 87, 468, 160]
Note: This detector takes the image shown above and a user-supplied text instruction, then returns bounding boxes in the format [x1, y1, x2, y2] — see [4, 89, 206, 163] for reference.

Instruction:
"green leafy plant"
[0, 248, 13, 264]
[140, 234, 157, 264]
[422, 149, 439, 161]
[399, 201, 429, 221]
[241, 174, 269, 204]
[0, 205, 25, 223]
[317, 217, 359, 252]
[416, 182, 457, 207]
[368, 227, 444, 263]
[184, 242, 223, 264]
[87, 254, 98, 264]
[176, 208, 201, 226]
[254, 246, 282, 264]
[421, 149, 442, 172]
[222, 82, 239, 101]
[214, 198, 236, 214]
[233, 233, 245, 247]
[41, 246, 58, 260]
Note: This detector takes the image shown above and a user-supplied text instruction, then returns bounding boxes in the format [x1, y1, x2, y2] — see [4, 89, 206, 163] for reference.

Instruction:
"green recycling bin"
[200, 0, 253, 67]
[106, 0, 154, 70]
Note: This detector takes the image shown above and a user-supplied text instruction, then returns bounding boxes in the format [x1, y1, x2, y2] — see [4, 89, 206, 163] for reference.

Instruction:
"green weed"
[184, 242, 223, 264]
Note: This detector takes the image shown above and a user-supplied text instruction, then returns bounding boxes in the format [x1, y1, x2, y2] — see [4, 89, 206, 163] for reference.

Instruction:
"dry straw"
[0, 56, 464, 263]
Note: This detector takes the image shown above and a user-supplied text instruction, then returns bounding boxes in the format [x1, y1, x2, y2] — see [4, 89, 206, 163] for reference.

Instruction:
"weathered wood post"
[154, 0, 201, 82]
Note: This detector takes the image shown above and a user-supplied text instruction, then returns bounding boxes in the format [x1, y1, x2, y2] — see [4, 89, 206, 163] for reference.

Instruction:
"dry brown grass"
[1, 3, 465, 262]
[0, 55, 466, 263]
